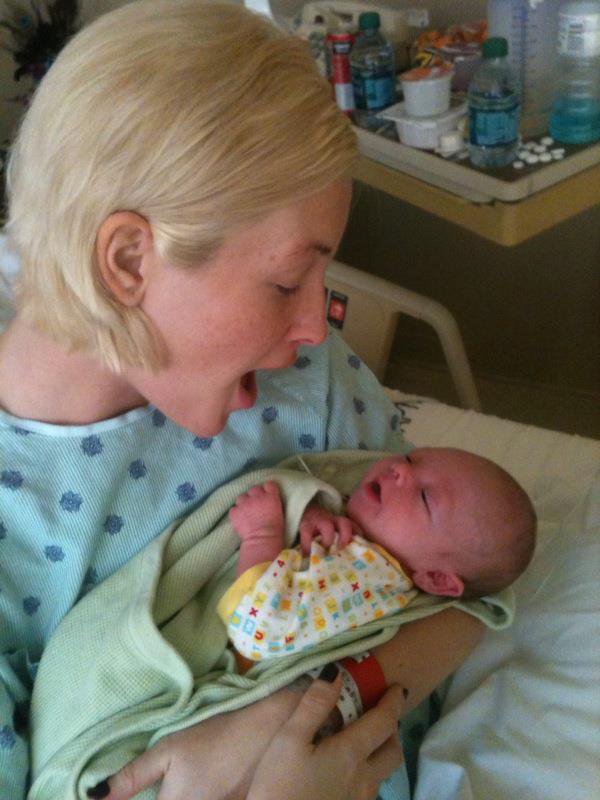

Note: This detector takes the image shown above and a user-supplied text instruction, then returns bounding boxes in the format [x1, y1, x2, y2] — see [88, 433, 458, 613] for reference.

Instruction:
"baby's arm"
[229, 481, 285, 577]
[299, 504, 356, 555]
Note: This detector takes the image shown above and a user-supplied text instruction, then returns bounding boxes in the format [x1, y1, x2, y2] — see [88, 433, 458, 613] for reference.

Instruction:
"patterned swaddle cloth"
[221, 534, 417, 661]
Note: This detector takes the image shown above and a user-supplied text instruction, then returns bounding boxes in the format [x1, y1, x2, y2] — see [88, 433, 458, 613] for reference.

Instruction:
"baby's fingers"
[319, 523, 337, 549]
[334, 516, 354, 548]
[247, 484, 265, 498]
[263, 480, 280, 496]
[299, 519, 334, 554]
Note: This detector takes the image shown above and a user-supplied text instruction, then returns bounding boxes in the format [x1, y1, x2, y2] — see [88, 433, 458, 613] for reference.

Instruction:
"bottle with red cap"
[326, 30, 356, 115]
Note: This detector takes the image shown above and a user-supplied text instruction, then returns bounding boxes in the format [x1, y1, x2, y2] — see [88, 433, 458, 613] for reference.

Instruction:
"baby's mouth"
[366, 480, 382, 503]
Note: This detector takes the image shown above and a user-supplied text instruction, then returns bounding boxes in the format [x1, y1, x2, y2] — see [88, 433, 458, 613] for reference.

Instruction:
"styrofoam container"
[378, 99, 468, 150]
[400, 64, 454, 117]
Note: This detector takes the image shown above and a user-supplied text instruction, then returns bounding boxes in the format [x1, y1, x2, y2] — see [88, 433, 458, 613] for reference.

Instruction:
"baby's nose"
[391, 460, 414, 487]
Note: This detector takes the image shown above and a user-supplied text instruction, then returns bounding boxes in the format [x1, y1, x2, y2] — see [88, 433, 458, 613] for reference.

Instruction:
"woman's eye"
[275, 284, 300, 296]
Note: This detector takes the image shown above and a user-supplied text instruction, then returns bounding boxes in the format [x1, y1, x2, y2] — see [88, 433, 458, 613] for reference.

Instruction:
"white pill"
[513, 160, 525, 169]
[541, 136, 554, 146]
[540, 152, 552, 162]
[518, 150, 529, 159]
[533, 144, 547, 153]
[526, 154, 540, 164]
[552, 150, 565, 159]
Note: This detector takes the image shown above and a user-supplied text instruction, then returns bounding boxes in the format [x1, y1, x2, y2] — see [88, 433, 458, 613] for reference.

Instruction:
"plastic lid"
[401, 63, 453, 81]
[358, 11, 380, 30]
[482, 37, 508, 58]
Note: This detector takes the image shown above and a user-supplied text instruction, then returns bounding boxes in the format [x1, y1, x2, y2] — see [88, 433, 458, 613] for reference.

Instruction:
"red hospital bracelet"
[339, 651, 388, 711]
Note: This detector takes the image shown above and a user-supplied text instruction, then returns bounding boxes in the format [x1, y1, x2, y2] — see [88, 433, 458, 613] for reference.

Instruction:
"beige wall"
[271, 0, 485, 27]
[379, 0, 486, 28]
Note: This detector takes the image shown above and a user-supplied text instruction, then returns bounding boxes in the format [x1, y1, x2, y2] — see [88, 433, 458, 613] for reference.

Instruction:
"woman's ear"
[96, 211, 155, 306]
[412, 570, 464, 598]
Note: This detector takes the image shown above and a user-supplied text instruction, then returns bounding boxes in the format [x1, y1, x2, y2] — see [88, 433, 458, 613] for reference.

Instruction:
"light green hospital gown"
[0, 331, 410, 799]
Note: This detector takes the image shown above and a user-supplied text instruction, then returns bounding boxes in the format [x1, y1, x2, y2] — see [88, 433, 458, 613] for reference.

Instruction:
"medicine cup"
[400, 63, 454, 117]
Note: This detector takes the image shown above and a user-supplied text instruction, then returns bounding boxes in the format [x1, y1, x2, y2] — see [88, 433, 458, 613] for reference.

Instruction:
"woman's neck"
[0, 316, 146, 425]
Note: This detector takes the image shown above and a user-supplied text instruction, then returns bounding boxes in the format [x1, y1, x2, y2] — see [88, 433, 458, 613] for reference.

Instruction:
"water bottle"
[350, 12, 396, 130]
[486, 0, 560, 137]
[468, 37, 521, 168]
[549, 0, 600, 143]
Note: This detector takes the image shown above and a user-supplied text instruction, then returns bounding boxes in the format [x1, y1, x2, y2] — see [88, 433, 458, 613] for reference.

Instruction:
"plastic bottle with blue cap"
[350, 12, 396, 130]
[467, 37, 521, 168]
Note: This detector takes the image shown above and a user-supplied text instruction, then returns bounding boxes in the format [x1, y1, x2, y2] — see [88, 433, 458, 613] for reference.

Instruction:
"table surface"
[353, 128, 600, 246]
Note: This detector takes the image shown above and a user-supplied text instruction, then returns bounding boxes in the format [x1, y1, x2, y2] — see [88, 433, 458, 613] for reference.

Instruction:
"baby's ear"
[412, 570, 464, 598]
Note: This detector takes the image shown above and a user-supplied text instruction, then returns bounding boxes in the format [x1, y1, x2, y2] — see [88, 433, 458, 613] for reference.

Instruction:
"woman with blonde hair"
[0, 2, 484, 798]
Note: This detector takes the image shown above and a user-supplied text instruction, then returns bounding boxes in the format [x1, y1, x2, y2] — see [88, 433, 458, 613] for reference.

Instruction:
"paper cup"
[400, 64, 453, 117]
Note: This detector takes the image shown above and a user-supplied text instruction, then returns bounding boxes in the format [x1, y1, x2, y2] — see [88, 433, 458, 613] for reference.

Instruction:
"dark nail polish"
[402, 687, 409, 699]
[318, 663, 339, 683]
[87, 780, 110, 799]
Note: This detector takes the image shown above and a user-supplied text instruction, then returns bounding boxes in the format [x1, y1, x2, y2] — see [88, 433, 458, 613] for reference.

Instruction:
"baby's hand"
[299, 505, 355, 555]
[229, 481, 284, 541]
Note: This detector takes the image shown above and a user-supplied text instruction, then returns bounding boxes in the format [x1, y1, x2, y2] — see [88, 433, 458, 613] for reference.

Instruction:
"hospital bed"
[1, 237, 598, 799]
[326, 258, 600, 800]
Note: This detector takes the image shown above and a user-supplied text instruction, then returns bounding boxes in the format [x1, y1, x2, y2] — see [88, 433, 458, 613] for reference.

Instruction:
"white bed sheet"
[389, 392, 600, 800]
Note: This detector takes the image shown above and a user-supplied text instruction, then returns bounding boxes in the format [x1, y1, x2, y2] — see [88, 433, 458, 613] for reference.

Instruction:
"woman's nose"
[290, 284, 328, 346]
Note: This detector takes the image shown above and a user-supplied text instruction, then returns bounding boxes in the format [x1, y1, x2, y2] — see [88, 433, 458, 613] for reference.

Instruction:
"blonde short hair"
[6, 0, 357, 371]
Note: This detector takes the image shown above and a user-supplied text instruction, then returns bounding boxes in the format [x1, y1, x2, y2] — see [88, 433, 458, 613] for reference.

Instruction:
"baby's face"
[347, 448, 496, 575]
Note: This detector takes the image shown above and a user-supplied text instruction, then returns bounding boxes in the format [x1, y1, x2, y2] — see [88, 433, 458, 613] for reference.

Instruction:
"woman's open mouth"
[236, 371, 257, 409]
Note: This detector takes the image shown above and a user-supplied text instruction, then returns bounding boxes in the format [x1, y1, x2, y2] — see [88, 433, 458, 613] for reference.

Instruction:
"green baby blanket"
[28, 451, 514, 799]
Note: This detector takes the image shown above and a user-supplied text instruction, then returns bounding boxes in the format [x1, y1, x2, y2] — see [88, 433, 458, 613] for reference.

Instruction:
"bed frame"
[325, 260, 481, 411]
[323, 262, 599, 800]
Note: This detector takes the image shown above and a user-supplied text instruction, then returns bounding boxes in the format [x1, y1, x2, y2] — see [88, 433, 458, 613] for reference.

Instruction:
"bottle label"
[558, 13, 600, 58]
[469, 104, 520, 147]
[352, 75, 395, 110]
[334, 82, 355, 113]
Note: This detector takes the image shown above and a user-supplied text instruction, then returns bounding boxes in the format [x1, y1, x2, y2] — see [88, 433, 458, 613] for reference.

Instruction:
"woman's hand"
[88, 684, 303, 800]
[88, 672, 405, 800]
[247, 672, 405, 800]
[247, 677, 404, 800]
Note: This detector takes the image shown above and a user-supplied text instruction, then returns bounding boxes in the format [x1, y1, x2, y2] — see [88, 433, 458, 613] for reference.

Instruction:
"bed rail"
[325, 259, 481, 411]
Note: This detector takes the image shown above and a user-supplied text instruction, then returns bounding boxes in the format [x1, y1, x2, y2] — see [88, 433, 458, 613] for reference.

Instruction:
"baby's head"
[347, 447, 536, 599]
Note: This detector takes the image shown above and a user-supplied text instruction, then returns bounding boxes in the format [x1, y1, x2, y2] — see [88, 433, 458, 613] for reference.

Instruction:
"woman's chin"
[149, 371, 259, 436]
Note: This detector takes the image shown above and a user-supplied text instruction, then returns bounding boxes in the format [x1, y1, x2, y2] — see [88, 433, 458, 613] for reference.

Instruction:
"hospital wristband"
[335, 662, 363, 725]
[339, 651, 388, 712]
